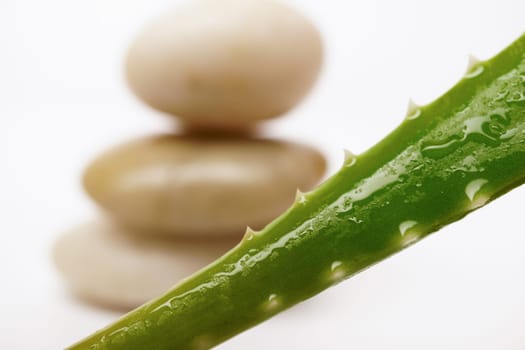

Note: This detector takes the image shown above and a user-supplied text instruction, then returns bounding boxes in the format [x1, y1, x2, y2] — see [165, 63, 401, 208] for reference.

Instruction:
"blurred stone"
[53, 220, 239, 309]
[126, 0, 323, 130]
[83, 135, 326, 237]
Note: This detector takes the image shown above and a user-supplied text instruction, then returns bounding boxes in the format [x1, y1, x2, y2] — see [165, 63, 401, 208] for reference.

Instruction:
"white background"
[1, 0, 525, 349]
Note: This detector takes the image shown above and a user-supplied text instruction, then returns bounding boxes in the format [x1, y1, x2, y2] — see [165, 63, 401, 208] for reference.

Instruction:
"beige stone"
[53, 220, 239, 309]
[126, 0, 323, 129]
[83, 135, 326, 237]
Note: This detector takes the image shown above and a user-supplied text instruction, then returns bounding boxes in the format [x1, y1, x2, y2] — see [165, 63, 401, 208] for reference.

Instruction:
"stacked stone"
[54, 0, 326, 310]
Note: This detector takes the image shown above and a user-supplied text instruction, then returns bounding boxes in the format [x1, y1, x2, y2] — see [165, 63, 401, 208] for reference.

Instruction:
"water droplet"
[421, 112, 511, 159]
[397, 220, 421, 247]
[335, 199, 353, 219]
[157, 310, 173, 326]
[401, 234, 420, 247]
[331, 261, 343, 271]
[506, 91, 525, 107]
[421, 135, 463, 159]
[494, 90, 509, 101]
[405, 99, 422, 120]
[109, 328, 128, 346]
[399, 220, 418, 236]
[343, 149, 357, 167]
[191, 335, 214, 350]
[500, 127, 519, 140]
[264, 294, 281, 312]
[329, 261, 346, 282]
[348, 216, 363, 224]
[491, 111, 510, 124]
[127, 321, 147, 336]
[452, 155, 485, 173]
[99, 335, 109, 346]
[464, 115, 500, 142]
[397, 173, 408, 183]
[465, 178, 488, 201]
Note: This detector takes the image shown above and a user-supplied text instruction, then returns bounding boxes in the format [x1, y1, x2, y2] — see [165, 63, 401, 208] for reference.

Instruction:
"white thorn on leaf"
[295, 189, 307, 204]
[464, 55, 484, 78]
[243, 226, 256, 241]
[467, 54, 482, 71]
[405, 98, 421, 120]
[343, 149, 357, 167]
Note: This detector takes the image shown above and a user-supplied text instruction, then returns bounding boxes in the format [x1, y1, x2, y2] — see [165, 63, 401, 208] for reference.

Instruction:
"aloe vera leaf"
[69, 32, 525, 350]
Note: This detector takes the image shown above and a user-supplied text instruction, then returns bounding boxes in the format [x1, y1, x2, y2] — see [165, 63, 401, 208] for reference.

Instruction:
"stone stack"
[54, 0, 326, 310]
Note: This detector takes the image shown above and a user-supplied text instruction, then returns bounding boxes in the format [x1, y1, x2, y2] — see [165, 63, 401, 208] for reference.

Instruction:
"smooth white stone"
[83, 135, 326, 237]
[53, 220, 239, 309]
[126, 0, 323, 129]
